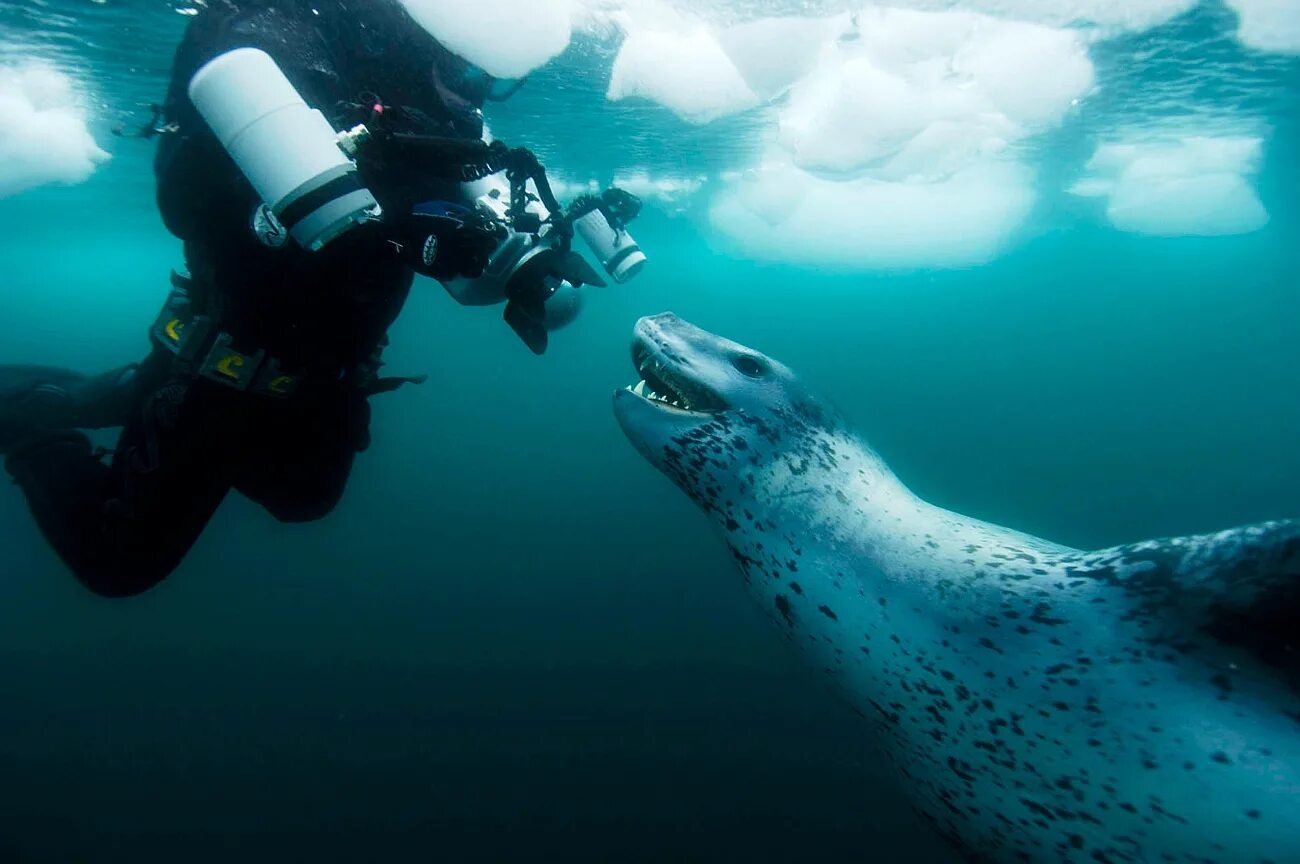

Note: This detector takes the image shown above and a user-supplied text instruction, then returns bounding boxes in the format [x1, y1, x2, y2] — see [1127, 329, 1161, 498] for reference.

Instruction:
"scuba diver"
[0, 0, 644, 598]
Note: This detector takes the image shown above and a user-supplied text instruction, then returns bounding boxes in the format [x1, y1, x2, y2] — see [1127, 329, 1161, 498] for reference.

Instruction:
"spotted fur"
[614, 314, 1300, 864]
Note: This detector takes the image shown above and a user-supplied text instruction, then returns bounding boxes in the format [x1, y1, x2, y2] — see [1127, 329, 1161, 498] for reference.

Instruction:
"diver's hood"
[431, 47, 525, 108]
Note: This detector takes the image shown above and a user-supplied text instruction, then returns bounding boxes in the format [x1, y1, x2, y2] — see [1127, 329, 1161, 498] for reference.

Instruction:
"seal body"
[614, 313, 1300, 864]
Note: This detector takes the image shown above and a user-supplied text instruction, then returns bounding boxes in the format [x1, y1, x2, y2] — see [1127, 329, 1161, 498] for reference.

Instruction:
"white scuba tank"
[187, 47, 379, 251]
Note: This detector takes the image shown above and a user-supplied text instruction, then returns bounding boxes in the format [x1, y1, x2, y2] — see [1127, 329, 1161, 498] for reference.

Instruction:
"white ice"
[1224, 0, 1300, 54]
[603, 3, 854, 123]
[607, 23, 760, 124]
[1071, 135, 1269, 236]
[398, 0, 575, 79]
[612, 171, 706, 212]
[0, 63, 109, 199]
[776, 8, 1094, 177]
[710, 157, 1036, 269]
[700, 6, 1091, 268]
[893, 0, 1198, 33]
[714, 14, 854, 101]
[415, 0, 1282, 269]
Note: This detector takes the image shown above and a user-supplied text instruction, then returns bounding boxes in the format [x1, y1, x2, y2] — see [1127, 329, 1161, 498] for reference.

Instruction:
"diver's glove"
[395, 202, 505, 281]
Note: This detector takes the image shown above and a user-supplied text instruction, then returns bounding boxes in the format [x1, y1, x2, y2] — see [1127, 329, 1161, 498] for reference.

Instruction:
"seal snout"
[621, 313, 726, 415]
[638, 310, 712, 341]
[638, 311, 684, 329]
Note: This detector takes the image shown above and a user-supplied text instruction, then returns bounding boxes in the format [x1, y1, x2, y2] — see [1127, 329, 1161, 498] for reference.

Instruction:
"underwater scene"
[0, 1, 1297, 862]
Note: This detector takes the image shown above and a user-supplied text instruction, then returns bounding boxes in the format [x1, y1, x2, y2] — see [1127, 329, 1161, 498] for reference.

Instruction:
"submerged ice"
[0, 63, 108, 199]
[396, 0, 575, 79]
[711, 7, 1095, 267]
[1072, 135, 1269, 237]
[592, 1, 1289, 264]
[3, 0, 1297, 268]
[1227, 0, 1300, 54]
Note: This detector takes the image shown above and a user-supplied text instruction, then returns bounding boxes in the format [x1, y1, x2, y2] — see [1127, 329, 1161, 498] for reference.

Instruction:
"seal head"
[614, 312, 851, 505]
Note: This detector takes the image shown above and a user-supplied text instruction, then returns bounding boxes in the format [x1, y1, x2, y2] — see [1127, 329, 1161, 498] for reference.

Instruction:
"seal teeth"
[628, 359, 698, 411]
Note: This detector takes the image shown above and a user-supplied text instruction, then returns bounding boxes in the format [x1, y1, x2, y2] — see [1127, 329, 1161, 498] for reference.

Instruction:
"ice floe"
[894, 0, 1198, 33]
[1071, 134, 1269, 236]
[379, 1, 1291, 267]
[777, 8, 1094, 177]
[1224, 0, 1300, 54]
[710, 156, 1036, 268]
[398, 0, 576, 79]
[0, 63, 109, 199]
[607, 23, 761, 124]
[700, 7, 1091, 267]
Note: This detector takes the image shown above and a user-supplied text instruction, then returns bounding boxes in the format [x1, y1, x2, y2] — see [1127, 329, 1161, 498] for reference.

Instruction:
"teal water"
[0, 2, 1297, 862]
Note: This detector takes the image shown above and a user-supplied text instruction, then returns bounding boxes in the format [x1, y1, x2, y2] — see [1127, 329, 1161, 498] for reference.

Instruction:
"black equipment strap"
[276, 172, 366, 229]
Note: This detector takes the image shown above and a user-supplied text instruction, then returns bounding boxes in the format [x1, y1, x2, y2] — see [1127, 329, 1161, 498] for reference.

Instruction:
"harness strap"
[150, 276, 424, 399]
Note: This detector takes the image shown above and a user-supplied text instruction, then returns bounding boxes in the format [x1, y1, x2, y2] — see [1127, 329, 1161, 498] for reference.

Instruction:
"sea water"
[0, 1, 1296, 861]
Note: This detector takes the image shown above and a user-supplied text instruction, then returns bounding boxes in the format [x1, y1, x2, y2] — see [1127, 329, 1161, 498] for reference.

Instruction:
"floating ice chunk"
[778, 8, 1094, 178]
[710, 157, 1036, 270]
[953, 15, 1096, 127]
[715, 14, 853, 101]
[1072, 135, 1269, 236]
[0, 63, 109, 199]
[612, 171, 706, 211]
[891, 0, 1197, 33]
[778, 49, 939, 176]
[607, 22, 759, 124]
[398, 0, 573, 79]
[870, 117, 1016, 183]
[544, 171, 706, 210]
[547, 175, 602, 203]
[693, 6, 1097, 270]
[1224, 0, 1300, 54]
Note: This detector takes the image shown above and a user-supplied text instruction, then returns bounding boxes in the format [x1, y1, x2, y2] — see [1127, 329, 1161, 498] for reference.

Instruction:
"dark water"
[0, 1, 1298, 862]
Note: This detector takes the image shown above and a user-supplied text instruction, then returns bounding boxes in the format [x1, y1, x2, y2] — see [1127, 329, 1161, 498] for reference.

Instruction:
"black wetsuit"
[6, 0, 487, 597]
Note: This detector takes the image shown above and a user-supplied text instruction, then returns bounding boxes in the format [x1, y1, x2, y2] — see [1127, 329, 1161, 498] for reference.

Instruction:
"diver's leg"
[234, 387, 369, 523]
[5, 379, 233, 597]
[0, 361, 147, 452]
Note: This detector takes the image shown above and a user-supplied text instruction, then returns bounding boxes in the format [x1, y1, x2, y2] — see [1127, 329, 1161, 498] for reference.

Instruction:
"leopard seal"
[613, 313, 1299, 864]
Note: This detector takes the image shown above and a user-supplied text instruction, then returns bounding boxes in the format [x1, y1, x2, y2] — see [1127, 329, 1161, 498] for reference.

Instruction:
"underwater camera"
[187, 47, 648, 354]
[443, 179, 647, 354]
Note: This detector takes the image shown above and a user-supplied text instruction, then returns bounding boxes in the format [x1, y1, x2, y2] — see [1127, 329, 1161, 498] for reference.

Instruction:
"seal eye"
[732, 354, 767, 378]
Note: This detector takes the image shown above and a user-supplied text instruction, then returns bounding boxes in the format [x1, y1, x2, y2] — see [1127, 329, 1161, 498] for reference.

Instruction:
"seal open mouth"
[625, 334, 726, 415]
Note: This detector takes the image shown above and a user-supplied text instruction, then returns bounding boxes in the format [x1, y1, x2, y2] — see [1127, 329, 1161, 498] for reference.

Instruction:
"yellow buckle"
[198, 334, 263, 391]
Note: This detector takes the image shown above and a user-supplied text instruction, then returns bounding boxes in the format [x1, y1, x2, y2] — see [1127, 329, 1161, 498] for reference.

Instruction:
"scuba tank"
[187, 47, 380, 251]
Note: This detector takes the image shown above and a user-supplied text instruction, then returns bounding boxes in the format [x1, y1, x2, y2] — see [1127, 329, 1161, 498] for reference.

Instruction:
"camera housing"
[443, 177, 616, 354]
